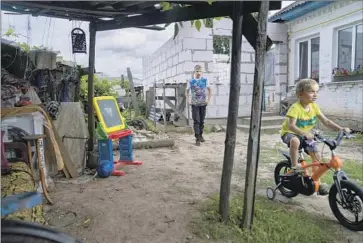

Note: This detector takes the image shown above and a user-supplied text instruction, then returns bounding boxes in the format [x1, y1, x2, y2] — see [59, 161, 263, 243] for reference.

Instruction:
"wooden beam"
[163, 96, 188, 121]
[87, 22, 96, 153]
[241, 1, 270, 231]
[219, 1, 244, 222]
[5, 1, 128, 16]
[137, 25, 165, 31]
[126, 67, 140, 117]
[95, 1, 281, 31]
[95, 2, 232, 31]
[242, 13, 273, 51]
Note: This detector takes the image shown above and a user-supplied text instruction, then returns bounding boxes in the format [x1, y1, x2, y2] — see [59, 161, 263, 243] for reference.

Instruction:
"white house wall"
[287, 1, 363, 84]
[286, 1, 363, 128]
[142, 18, 288, 119]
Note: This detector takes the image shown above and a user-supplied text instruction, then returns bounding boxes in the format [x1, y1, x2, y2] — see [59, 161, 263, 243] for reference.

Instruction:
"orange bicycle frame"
[289, 155, 343, 192]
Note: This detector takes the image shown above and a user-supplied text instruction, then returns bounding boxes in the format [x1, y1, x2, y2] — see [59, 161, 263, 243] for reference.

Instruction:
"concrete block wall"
[318, 81, 363, 130]
[142, 22, 215, 88]
[142, 18, 288, 120]
[282, 1, 363, 129]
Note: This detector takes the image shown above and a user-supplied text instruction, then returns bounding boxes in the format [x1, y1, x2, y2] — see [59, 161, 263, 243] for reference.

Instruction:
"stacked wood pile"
[1, 162, 45, 224]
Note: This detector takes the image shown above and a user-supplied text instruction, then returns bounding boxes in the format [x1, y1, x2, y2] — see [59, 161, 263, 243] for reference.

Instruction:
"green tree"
[160, 1, 223, 39]
[80, 74, 119, 102]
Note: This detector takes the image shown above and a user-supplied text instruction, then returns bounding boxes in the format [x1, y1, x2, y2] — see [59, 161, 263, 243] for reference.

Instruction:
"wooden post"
[127, 67, 140, 117]
[219, 1, 244, 222]
[74, 66, 81, 102]
[153, 81, 157, 127]
[87, 22, 96, 152]
[241, 1, 270, 230]
[162, 80, 167, 132]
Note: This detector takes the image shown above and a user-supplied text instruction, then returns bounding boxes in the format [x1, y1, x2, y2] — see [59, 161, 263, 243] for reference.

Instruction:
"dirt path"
[44, 131, 363, 243]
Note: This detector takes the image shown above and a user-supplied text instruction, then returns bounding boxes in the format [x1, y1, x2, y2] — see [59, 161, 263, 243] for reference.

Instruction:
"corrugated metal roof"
[270, 1, 307, 18]
[268, 1, 333, 22]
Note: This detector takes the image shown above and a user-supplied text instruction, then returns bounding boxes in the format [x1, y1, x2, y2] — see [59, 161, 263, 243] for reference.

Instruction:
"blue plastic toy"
[96, 160, 114, 178]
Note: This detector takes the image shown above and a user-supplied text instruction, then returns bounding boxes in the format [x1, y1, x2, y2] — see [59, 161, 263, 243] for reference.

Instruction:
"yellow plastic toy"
[93, 96, 126, 134]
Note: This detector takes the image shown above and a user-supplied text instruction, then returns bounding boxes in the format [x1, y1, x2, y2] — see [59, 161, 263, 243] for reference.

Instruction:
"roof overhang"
[268, 1, 333, 23]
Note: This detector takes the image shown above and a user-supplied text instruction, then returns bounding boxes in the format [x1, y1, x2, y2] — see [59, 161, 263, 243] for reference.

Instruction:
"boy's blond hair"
[194, 65, 202, 71]
[295, 79, 318, 97]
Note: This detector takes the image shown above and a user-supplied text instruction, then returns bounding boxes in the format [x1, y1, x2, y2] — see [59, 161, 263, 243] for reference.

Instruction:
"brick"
[183, 38, 206, 50]
[192, 50, 213, 62]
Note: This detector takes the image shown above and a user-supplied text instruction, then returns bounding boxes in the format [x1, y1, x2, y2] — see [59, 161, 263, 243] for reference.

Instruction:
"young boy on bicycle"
[280, 78, 351, 195]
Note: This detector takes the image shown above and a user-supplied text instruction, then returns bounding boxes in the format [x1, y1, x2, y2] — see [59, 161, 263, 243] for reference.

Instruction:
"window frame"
[335, 22, 363, 70]
[295, 34, 320, 81]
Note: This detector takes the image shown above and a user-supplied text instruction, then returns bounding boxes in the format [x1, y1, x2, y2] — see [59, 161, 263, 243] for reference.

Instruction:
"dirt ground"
[44, 131, 363, 243]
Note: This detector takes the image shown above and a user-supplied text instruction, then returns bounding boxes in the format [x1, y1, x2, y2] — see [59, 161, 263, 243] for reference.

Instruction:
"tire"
[274, 160, 299, 198]
[329, 180, 363, 231]
[1, 220, 81, 243]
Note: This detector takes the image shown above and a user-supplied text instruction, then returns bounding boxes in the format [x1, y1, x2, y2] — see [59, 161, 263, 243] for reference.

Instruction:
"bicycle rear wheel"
[1, 220, 81, 243]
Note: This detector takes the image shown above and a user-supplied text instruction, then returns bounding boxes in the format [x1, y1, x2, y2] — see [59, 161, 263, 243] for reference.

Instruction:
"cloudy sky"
[1, 1, 292, 79]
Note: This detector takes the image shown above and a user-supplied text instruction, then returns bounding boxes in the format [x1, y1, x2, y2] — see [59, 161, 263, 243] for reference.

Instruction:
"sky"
[1, 1, 293, 79]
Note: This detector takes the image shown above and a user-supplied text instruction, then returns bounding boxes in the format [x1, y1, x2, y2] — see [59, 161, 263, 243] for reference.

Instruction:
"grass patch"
[190, 193, 340, 243]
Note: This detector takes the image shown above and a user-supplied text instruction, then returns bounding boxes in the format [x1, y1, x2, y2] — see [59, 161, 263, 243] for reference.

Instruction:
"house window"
[297, 36, 320, 81]
[337, 23, 363, 70]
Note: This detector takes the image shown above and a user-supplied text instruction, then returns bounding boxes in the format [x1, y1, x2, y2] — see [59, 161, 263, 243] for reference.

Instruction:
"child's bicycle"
[1, 191, 82, 243]
[266, 130, 363, 231]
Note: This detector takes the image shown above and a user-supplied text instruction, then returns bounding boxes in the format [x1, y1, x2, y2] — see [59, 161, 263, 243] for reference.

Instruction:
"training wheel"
[266, 187, 276, 200]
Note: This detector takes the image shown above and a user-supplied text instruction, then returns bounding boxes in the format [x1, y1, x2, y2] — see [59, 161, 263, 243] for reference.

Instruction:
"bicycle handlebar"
[308, 129, 355, 151]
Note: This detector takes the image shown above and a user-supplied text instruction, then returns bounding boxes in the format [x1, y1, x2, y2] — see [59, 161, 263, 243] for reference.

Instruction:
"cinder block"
[167, 58, 173, 68]
[278, 65, 287, 74]
[179, 50, 192, 62]
[176, 64, 183, 75]
[183, 62, 199, 72]
[277, 53, 288, 64]
[173, 55, 178, 66]
[218, 106, 229, 118]
[207, 39, 213, 51]
[192, 50, 213, 62]
[205, 62, 214, 72]
[183, 38, 206, 50]
[172, 66, 177, 76]
[217, 85, 230, 95]
[215, 94, 230, 106]
[238, 104, 251, 117]
[206, 106, 219, 118]
[241, 52, 252, 63]
[242, 40, 254, 52]
[277, 74, 287, 83]
[166, 69, 172, 78]
[241, 63, 255, 74]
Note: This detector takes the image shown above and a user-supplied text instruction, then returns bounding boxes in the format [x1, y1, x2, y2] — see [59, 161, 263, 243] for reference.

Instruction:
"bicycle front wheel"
[1, 220, 82, 243]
